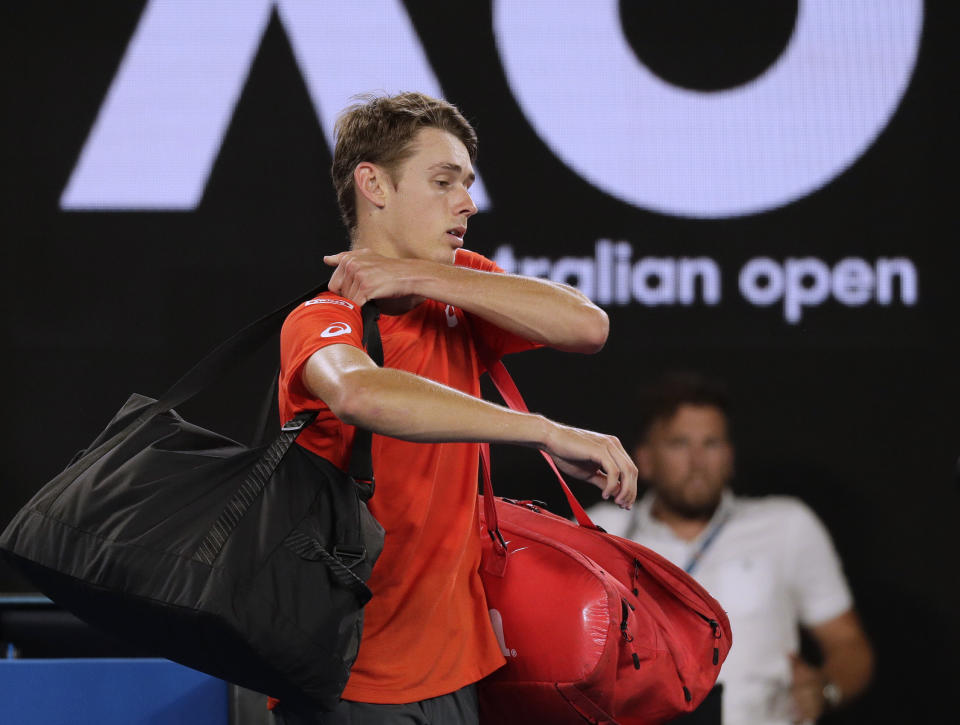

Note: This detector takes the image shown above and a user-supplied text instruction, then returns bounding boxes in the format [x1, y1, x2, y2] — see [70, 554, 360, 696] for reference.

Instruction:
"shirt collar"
[634, 488, 735, 545]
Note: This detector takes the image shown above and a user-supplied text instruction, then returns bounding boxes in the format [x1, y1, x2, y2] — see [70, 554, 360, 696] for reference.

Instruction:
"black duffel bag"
[0, 284, 384, 710]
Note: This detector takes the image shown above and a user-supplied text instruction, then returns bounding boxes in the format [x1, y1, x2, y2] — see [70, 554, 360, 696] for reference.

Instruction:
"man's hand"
[324, 249, 426, 306]
[542, 422, 638, 509]
[790, 655, 828, 723]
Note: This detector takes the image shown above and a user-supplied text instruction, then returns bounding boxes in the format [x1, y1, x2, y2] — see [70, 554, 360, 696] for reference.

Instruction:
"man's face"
[378, 127, 478, 264]
[636, 404, 734, 519]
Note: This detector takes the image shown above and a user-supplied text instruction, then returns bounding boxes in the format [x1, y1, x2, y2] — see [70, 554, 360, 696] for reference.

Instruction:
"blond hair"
[332, 92, 478, 232]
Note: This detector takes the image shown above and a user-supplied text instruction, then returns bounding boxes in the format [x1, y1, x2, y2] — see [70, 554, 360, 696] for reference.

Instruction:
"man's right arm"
[302, 343, 638, 508]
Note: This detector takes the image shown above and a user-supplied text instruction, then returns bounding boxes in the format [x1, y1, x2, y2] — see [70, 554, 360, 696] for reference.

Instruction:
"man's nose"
[689, 446, 708, 469]
[457, 187, 478, 218]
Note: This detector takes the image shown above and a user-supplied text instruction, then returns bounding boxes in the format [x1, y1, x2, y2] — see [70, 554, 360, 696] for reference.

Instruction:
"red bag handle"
[480, 359, 597, 538]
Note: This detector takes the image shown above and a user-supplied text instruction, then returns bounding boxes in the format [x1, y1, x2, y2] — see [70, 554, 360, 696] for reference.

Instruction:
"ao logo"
[60, 0, 491, 210]
[496, 0, 923, 218]
[62, 0, 922, 220]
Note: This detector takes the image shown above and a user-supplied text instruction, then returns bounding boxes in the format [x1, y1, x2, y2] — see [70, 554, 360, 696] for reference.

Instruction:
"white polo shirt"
[587, 491, 853, 725]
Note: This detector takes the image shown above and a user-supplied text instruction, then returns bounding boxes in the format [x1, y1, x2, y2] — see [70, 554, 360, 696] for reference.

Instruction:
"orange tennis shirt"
[278, 250, 539, 703]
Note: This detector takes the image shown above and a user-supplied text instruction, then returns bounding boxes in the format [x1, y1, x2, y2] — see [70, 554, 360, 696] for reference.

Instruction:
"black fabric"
[0, 286, 385, 711]
[671, 685, 723, 725]
[272, 684, 480, 725]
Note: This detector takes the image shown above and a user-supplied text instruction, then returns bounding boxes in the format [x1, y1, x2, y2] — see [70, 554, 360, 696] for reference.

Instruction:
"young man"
[275, 92, 637, 724]
[588, 373, 874, 725]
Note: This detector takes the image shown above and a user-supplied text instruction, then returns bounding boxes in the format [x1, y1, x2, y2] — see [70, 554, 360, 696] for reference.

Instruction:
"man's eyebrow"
[428, 162, 476, 182]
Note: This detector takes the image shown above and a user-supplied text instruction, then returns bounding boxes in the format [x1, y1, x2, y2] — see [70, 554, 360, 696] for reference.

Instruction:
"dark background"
[2, 2, 957, 722]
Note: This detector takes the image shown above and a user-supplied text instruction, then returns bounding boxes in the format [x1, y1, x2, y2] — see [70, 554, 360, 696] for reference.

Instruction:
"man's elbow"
[323, 371, 383, 427]
[569, 306, 609, 354]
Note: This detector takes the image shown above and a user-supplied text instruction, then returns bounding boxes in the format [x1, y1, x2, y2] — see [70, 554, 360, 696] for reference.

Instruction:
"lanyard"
[625, 497, 732, 575]
[683, 511, 731, 575]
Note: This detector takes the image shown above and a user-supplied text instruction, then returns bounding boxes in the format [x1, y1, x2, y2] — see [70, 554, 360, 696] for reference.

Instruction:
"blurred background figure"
[588, 373, 873, 725]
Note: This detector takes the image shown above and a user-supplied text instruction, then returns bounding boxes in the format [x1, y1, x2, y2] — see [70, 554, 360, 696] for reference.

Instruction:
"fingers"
[595, 436, 637, 509]
[550, 428, 637, 510]
[323, 251, 372, 305]
[328, 262, 368, 305]
[599, 450, 621, 501]
[324, 248, 372, 266]
[539, 423, 638, 508]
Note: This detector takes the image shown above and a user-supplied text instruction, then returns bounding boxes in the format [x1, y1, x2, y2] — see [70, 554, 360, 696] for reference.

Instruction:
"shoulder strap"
[69, 284, 382, 489]
[252, 298, 382, 484]
[347, 304, 381, 483]
[481, 359, 597, 528]
[150, 283, 331, 417]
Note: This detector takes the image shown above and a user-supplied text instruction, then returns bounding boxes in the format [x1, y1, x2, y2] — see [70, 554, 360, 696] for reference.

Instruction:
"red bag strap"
[478, 442, 506, 555]
[481, 359, 596, 529]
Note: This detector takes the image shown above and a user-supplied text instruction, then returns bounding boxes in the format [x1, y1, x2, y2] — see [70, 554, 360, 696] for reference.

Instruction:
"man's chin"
[668, 495, 723, 520]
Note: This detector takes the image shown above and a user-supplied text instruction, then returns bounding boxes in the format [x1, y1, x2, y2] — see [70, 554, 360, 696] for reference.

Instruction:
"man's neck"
[650, 499, 712, 542]
[344, 230, 425, 315]
[351, 224, 396, 257]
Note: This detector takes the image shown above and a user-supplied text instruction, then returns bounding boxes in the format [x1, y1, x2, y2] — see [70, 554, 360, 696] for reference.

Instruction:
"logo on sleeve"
[320, 322, 352, 338]
[305, 298, 355, 309]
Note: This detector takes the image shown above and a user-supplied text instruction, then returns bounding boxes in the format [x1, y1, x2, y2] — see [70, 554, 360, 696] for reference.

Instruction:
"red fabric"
[476, 363, 730, 724]
[278, 250, 539, 704]
[477, 497, 731, 725]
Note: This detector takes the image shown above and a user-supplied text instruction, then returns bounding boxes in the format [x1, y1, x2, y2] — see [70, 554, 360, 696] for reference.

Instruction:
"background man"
[588, 373, 873, 725]
[274, 92, 637, 724]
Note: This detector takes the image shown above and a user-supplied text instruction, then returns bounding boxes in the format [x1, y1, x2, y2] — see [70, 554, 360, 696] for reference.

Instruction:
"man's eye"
[435, 179, 450, 187]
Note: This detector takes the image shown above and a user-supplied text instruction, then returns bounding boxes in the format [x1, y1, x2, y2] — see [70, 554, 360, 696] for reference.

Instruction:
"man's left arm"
[791, 610, 874, 720]
[325, 251, 608, 353]
[786, 501, 875, 721]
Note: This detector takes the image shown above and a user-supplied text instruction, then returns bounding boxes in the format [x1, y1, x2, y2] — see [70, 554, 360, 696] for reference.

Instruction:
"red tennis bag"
[477, 362, 731, 725]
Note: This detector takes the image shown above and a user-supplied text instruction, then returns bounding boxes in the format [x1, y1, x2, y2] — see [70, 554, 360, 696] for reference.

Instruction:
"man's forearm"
[329, 365, 550, 445]
[303, 344, 638, 507]
[811, 610, 875, 708]
[416, 262, 609, 353]
[324, 250, 609, 352]
[821, 636, 874, 705]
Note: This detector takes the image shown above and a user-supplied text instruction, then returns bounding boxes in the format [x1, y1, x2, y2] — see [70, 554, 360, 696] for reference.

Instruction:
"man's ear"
[354, 162, 387, 209]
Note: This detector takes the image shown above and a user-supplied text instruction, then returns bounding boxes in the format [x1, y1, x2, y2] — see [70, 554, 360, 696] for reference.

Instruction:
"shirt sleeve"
[784, 500, 855, 627]
[454, 249, 543, 364]
[280, 293, 365, 400]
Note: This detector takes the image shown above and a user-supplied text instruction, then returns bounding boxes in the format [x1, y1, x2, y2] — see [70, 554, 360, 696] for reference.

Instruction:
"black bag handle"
[348, 305, 382, 484]
[147, 280, 381, 417]
[238, 287, 383, 483]
[191, 291, 383, 569]
[74, 283, 382, 483]
[152, 281, 320, 415]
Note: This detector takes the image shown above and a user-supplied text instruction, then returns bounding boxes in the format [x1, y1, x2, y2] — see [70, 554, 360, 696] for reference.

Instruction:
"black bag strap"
[190, 296, 383, 567]
[70, 283, 382, 504]
[69, 281, 380, 478]
[150, 283, 329, 416]
[347, 305, 383, 483]
[143, 282, 381, 430]
[192, 410, 319, 566]
[283, 530, 373, 605]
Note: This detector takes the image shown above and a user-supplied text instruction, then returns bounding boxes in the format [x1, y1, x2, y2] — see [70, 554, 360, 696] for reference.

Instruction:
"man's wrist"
[411, 258, 456, 300]
[529, 414, 554, 450]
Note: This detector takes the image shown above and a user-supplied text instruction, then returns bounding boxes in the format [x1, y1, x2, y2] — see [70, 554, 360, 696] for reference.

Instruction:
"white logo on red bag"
[489, 609, 517, 657]
[444, 304, 458, 328]
[320, 322, 352, 338]
[305, 298, 355, 310]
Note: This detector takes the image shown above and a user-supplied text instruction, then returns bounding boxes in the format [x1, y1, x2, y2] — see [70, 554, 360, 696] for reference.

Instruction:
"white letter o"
[494, 0, 923, 218]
